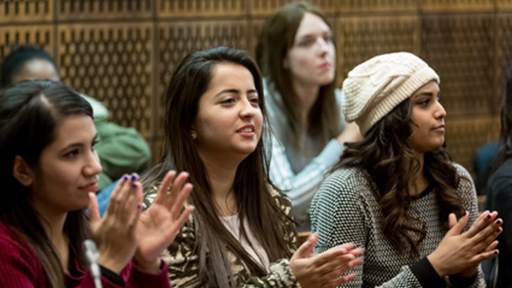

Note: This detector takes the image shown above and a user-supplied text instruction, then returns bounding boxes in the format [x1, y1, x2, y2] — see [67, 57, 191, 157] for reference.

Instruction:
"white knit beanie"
[341, 52, 440, 135]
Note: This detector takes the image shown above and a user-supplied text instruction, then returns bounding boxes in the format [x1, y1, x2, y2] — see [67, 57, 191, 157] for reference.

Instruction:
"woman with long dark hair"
[256, 2, 361, 231]
[311, 52, 500, 287]
[142, 46, 363, 288]
[483, 67, 512, 287]
[0, 80, 192, 287]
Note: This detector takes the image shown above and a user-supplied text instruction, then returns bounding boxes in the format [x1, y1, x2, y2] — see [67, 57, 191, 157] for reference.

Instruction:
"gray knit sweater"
[311, 163, 485, 288]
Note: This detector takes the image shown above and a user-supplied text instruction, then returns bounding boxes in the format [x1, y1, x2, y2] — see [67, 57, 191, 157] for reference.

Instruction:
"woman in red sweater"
[0, 80, 194, 287]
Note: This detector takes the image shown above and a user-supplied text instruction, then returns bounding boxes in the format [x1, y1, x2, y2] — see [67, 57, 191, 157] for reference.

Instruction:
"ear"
[282, 56, 289, 70]
[191, 127, 197, 140]
[12, 155, 35, 187]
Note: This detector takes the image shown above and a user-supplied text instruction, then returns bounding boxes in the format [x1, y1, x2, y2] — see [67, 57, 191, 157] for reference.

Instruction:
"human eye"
[297, 39, 313, 47]
[64, 149, 80, 159]
[220, 98, 235, 104]
[91, 139, 99, 151]
[324, 35, 333, 43]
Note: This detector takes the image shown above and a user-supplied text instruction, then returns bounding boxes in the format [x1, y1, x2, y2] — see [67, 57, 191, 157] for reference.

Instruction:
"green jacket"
[82, 95, 151, 190]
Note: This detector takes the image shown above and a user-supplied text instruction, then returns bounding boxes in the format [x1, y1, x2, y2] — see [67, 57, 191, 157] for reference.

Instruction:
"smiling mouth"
[238, 128, 254, 133]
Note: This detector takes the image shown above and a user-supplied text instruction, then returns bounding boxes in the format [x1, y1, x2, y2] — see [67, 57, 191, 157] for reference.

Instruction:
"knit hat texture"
[341, 52, 439, 135]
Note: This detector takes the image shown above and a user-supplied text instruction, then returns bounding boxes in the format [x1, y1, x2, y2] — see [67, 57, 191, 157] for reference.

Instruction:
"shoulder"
[451, 162, 475, 189]
[311, 167, 371, 213]
[0, 223, 39, 268]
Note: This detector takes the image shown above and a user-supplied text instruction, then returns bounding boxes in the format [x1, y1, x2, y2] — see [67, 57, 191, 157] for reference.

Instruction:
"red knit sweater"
[0, 222, 171, 288]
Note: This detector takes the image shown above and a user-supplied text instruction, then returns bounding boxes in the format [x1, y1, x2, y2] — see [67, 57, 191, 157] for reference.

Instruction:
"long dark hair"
[0, 45, 57, 89]
[333, 99, 465, 255]
[488, 68, 512, 179]
[142, 47, 294, 287]
[256, 1, 341, 151]
[0, 80, 93, 287]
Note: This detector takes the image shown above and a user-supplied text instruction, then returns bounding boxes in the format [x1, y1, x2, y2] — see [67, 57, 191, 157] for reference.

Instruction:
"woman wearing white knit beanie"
[310, 52, 500, 287]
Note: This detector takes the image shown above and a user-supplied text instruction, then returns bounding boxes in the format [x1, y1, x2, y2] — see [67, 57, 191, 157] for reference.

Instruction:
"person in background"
[311, 52, 500, 287]
[0, 45, 151, 191]
[0, 80, 193, 287]
[483, 68, 512, 287]
[142, 47, 363, 287]
[256, 2, 361, 231]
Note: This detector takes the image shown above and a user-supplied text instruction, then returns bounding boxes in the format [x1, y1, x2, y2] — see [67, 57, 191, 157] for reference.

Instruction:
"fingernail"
[497, 219, 502, 225]
[348, 254, 355, 260]
[340, 248, 347, 254]
[137, 204, 141, 209]
[123, 175, 128, 181]
[497, 228, 501, 233]
[487, 214, 491, 219]
[131, 174, 136, 181]
[494, 250, 498, 255]
[132, 184, 136, 189]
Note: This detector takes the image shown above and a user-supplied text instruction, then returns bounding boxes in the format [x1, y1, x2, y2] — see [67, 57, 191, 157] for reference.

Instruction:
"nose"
[317, 37, 329, 55]
[239, 97, 256, 119]
[83, 149, 103, 177]
[434, 101, 447, 119]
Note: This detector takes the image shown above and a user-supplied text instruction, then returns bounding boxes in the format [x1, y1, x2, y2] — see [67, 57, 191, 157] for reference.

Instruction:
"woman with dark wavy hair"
[142, 47, 363, 287]
[311, 52, 501, 287]
[0, 80, 192, 287]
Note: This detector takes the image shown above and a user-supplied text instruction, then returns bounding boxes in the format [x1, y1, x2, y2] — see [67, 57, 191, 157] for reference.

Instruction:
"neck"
[291, 80, 320, 126]
[199, 151, 241, 216]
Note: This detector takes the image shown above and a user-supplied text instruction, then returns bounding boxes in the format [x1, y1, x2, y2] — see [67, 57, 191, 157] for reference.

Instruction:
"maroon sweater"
[0, 222, 171, 288]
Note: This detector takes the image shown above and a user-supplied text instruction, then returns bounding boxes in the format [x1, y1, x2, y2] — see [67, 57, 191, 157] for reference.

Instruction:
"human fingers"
[317, 253, 359, 277]
[125, 181, 143, 229]
[153, 170, 176, 206]
[104, 174, 129, 218]
[472, 219, 503, 251]
[464, 211, 497, 238]
[165, 205, 194, 241]
[120, 174, 140, 220]
[169, 183, 193, 219]
[165, 172, 189, 209]
[294, 233, 318, 259]
[448, 213, 457, 229]
[313, 244, 353, 267]
[324, 273, 357, 288]
[482, 240, 499, 253]
[446, 211, 469, 237]
[88, 192, 101, 231]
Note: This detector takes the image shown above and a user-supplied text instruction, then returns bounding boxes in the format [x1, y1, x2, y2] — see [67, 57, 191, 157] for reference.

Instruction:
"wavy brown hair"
[142, 47, 295, 287]
[256, 1, 341, 151]
[332, 99, 465, 254]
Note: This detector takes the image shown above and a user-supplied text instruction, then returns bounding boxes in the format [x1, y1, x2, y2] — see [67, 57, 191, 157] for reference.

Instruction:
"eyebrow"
[214, 89, 258, 97]
[59, 134, 98, 152]
[412, 92, 438, 99]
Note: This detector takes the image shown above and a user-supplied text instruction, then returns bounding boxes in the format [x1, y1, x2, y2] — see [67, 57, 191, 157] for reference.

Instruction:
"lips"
[80, 182, 98, 192]
[319, 62, 332, 70]
[237, 124, 255, 133]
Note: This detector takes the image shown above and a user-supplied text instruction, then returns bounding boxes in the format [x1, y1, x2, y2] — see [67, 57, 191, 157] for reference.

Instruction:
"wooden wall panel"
[494, 14, 512, 113]
[1, 0, 509, 178]
[158, 0, 246, 18]
[57, 24, 153, 139]
[0, 25, 53, 60]
[445, 116, 501, 178]
[421, 0, 494, 11]
[337, 16, 420, 85]
[498, 0, 512, 10]
[339, 0, 417, 13]
[0, 0, 52, 23]
[57, 0, 152, 20]
[421, 14, 494, 118]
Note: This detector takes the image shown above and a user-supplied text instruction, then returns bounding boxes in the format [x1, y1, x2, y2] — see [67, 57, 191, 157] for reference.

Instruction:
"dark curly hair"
[332, 98, 466, 254]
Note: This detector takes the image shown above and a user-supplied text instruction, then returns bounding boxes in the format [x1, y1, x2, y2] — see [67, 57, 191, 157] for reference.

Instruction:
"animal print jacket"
[143, 187, 300, 288]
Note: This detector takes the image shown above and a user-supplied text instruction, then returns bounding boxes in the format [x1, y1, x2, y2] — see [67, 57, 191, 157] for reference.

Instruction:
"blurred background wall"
[0, 0, 508, 179]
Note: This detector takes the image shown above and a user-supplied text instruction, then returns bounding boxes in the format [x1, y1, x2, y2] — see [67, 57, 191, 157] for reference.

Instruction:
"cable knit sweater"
[0, 222, 171, 288]
[311, 163, 485, 288]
